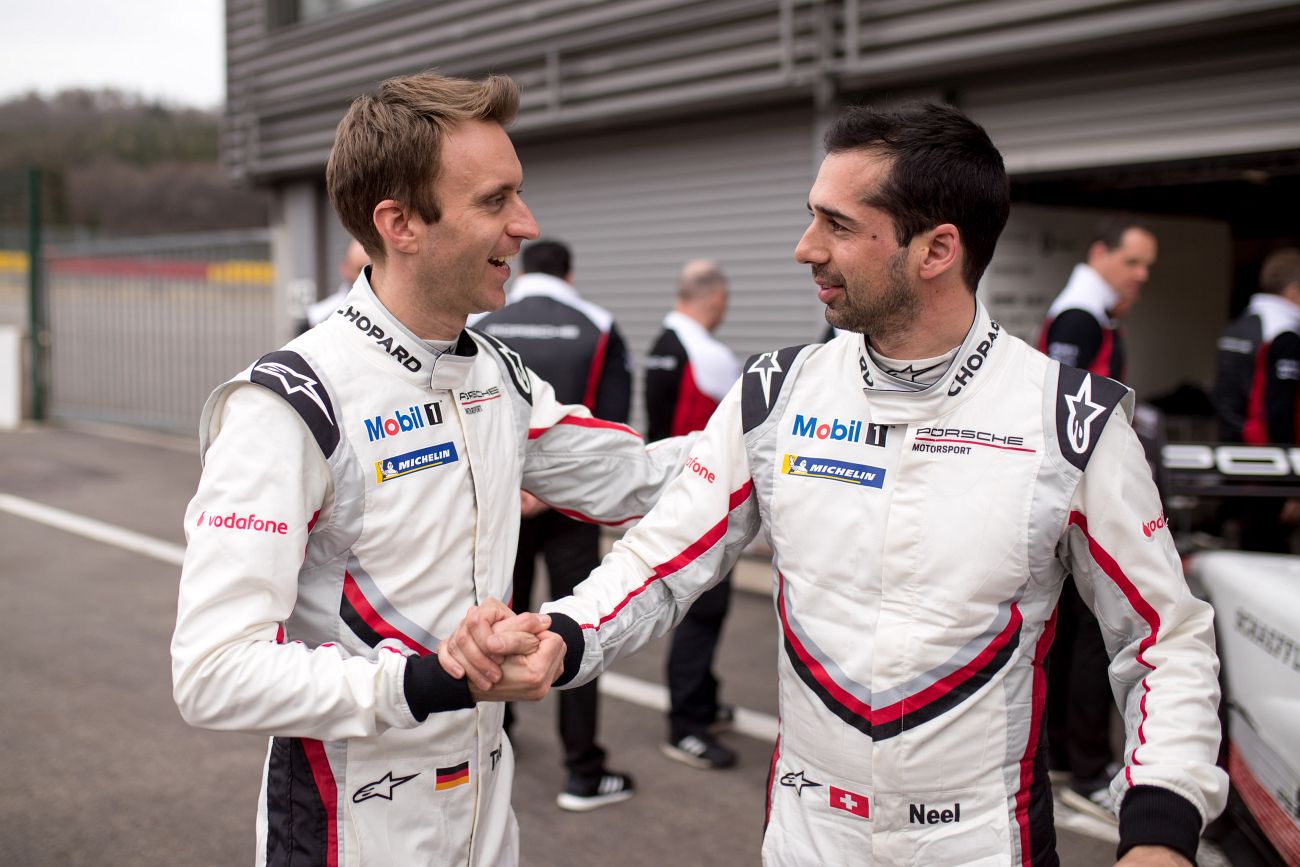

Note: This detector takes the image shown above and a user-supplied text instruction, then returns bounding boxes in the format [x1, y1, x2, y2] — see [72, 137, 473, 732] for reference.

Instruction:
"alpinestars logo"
[1064, 375, 1107, 455]
[780, 770, 823, 797]
[252, 362, 334, 423]
[748, 352, 782, 408]
[353, 771, 419, 803]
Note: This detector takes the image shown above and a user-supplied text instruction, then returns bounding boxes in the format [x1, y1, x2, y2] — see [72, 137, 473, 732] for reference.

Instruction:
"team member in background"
[171, 72, 688, 866]
[449, 101, 1225, 866]
[474, 238, 637, 810]
[1038, 216, 1159, 821]
[644, 260, 742, 769]
[1039, 216, 1157, 381]
[306, 238, 369, 328]
[1212, 246, 1300, 551]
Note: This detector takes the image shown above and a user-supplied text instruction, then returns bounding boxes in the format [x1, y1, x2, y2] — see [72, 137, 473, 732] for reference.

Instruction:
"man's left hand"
[1115, 845, 1192, 867]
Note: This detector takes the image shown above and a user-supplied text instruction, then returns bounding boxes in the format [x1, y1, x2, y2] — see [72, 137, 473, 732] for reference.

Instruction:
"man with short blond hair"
[172, 72, 689, 866]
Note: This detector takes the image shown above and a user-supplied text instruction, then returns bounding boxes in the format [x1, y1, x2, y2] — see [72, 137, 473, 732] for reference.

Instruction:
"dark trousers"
[507, 511, 606, 781]
[1045, 580, 1115, 782]
[666, 573, 732, 740]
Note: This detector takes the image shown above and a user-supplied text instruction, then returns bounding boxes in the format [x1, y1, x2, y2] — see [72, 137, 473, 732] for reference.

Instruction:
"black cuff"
[1117, 785, 1203, 864]
[547, 613, 585, 688]
[403, 653, 474, 721]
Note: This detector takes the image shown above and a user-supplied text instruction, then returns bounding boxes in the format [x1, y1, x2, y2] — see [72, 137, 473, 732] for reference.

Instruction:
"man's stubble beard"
[823, 250, 918, 344]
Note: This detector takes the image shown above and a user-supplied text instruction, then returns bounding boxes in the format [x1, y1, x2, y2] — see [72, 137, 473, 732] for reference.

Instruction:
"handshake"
[438, 598, 567, 702]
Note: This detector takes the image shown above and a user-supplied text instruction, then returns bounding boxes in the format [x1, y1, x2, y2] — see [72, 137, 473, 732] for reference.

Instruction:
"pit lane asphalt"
[0, 423, 1134, 866]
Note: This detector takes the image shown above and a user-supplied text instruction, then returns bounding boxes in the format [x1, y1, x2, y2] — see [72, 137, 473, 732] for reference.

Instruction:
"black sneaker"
[555, 771, 636, 812]
[708, 704, 736, 735]
[661, 733, 737, 770]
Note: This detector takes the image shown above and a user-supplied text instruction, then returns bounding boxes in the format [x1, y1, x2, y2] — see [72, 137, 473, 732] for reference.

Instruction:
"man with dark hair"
[171, 72, 690, 866]
[1037, 215, 1158, 821]
[1039, 216, 1158, 381]
[448, 100, 1226, 866]
[474, 238, 636, 810]
[1212, 246, 1300, 551]
[645, 259, 742, 769]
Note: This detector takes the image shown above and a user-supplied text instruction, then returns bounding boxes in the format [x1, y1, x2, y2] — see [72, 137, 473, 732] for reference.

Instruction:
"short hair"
[326, 71, 520, 259]
[677, 260, 727, 303]
[522, 239, 571, 278]
[823, 101, 1009, 292]
[1089, 215, 1156, 252]
[1260, 247, 1300, 295]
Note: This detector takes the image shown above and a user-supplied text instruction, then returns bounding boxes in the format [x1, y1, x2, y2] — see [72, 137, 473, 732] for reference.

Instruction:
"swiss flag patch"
[829, 785, 871, 820]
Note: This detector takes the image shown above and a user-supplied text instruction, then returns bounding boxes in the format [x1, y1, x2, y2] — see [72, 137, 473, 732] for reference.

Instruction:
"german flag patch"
[435, 761, 470, 791]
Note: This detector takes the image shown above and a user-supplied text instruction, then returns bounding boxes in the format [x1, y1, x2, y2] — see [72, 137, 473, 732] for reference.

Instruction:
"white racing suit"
[171, 273, 687, 866]
[544, 303, 1228, 865]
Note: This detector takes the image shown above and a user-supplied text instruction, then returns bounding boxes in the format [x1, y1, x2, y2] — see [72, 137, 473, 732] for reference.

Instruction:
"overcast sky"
[2, 0, 224, 108]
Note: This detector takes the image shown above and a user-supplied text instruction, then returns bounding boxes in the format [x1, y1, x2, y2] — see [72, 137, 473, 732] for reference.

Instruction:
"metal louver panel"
[513, 107, 820, 429]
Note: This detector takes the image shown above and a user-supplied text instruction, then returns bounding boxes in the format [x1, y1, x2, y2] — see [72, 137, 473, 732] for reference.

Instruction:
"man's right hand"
[468, 631, 565, 702]
[438, 597, 552, 691]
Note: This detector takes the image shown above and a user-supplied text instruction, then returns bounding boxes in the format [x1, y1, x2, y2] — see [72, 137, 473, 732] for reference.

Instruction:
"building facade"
[225, 0, 1300, 412]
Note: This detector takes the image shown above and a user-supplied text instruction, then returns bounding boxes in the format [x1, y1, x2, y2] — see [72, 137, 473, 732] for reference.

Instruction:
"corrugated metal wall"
[224, 0, 825, 182]
[224, 0, 1300, 183]
[514, 106, 819, 429]
[962, 33, 1300, 174]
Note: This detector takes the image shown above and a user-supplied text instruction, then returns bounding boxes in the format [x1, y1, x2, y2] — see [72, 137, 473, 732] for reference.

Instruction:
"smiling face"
[410, 119, 539, 318]
[794, 150, 921, 342]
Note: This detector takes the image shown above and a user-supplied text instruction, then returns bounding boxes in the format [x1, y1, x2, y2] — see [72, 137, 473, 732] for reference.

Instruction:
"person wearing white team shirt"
[644, 260, 743, 768]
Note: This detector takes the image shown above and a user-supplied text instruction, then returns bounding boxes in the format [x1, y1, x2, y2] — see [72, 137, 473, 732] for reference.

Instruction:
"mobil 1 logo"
[365, 402, 444, 443]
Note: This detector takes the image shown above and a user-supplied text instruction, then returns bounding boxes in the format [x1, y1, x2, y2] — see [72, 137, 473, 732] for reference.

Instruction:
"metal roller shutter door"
[514, 107, 820, 430]
[963, 42, 1300, 175]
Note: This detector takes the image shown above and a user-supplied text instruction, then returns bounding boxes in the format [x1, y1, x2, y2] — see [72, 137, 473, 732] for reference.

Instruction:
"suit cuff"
[548, 613, 585, 687]
[1117, 785, 1202, 864]
[403, 653, 474, 721]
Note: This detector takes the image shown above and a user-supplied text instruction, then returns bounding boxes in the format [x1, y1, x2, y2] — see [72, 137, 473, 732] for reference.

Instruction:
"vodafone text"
[198, 510, 289, 535]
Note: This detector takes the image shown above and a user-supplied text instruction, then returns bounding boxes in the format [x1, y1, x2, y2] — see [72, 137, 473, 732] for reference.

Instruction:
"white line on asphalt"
[0, 491, 1147, 849]
[597, 671, 780, 743]
[0, 493, 186, 565]
[0, 492, 786, 742]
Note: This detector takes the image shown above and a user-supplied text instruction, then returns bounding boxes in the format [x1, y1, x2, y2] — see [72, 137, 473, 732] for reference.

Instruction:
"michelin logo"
[782, 454, 885, 488]
[376, 442, 459, 483]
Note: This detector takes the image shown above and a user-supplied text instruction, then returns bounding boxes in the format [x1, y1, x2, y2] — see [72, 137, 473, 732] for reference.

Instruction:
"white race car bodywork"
[1188, 551, 1300, 863]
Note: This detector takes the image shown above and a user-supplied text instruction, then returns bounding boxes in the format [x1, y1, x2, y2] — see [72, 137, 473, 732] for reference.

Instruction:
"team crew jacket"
[473, 272, 631, 421]
[1212, 292, 1300, 443]
[544, 303, 1227, 866]
[644, 310, 742, 440]
[171, 272, 688, 867]
[1038, 263, 1127, 381]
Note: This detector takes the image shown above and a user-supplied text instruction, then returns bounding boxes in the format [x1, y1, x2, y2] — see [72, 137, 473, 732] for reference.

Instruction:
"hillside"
[0, 89, 269, 235]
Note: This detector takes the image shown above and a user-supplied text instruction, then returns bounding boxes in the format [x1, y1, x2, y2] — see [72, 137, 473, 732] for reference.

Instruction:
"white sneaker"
[1059, 780, 1118, 824]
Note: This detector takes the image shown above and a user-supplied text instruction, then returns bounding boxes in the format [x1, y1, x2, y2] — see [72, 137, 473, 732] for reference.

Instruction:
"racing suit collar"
[1046, 263, 1120, 327]
[332, 271, 478, 391]
[855, 302, 1005, 424]
[1245, 292, 1300, 341]
[505, 271, 577, 305]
